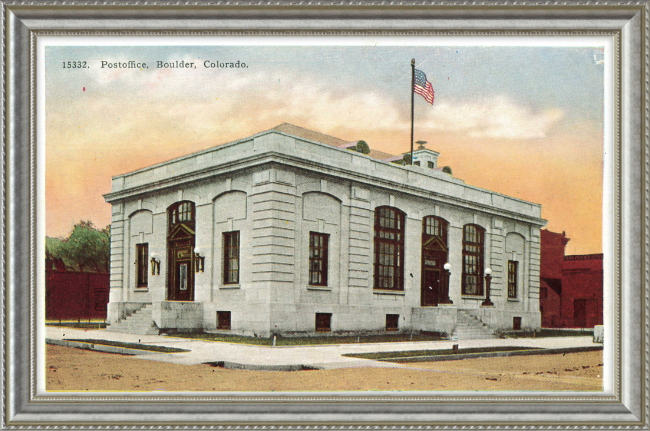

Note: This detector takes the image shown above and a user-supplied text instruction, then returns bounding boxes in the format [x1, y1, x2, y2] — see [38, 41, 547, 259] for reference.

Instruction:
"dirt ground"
[46, 345, 603, 392]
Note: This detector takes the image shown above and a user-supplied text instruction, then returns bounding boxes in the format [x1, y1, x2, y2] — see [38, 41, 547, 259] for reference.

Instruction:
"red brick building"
[539, 230, 603, 328]
[46, 253, 110, 321]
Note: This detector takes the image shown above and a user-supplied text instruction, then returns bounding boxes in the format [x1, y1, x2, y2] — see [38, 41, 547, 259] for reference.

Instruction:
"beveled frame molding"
[4, 1, 642, 428]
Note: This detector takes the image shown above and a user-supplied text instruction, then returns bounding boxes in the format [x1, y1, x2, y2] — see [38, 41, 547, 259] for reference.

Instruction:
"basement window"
[386, 314, 399, 332]
[315, 313, 331, 332]
[513, 317, 522, 330]
[217, 311, 231, 330]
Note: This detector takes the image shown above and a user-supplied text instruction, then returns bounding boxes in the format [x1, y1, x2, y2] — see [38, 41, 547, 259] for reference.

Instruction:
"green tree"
[46, 221, 110, 272]
[442, 166, 453, 175]
[45, 236, 67, 270]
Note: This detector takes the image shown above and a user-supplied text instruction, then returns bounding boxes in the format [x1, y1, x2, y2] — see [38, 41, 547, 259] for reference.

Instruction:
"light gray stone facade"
[104, 124, 546, 337]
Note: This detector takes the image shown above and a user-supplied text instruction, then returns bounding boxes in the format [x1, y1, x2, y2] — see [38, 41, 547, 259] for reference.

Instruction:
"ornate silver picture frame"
[4, 1, 645, 428]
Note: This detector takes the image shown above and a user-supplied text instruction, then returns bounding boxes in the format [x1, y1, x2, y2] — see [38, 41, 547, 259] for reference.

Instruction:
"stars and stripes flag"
[414, 69, 435, 104]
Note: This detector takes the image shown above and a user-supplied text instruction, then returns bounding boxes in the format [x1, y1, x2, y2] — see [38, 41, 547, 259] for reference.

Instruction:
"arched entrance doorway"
[421, 216, 449, 306]
[167, 201, 195, 301]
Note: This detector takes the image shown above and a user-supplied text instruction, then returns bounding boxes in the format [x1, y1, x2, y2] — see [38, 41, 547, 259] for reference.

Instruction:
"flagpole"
[410, 58, 415, 166]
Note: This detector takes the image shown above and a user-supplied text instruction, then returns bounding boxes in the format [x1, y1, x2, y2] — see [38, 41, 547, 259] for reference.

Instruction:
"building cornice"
[103, 130, 545, 227]
[104, 151, 546, 227]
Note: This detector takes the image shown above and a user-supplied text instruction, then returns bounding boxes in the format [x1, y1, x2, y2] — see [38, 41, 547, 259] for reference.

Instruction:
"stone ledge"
[372, 290, 406, 296]
[307, 286, 332, 292]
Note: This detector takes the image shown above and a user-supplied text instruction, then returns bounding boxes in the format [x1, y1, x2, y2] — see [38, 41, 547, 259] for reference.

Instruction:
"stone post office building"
[103, 123, 546, 337]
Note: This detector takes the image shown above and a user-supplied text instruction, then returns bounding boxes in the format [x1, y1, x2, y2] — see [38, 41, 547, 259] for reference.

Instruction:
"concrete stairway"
[106, 303, 159, 335]
[451, 309, 497, 340]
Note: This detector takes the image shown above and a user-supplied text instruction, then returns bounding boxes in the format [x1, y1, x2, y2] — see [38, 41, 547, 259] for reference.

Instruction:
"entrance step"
[106, 303, 159, 335]
[451, 309, 498, 340]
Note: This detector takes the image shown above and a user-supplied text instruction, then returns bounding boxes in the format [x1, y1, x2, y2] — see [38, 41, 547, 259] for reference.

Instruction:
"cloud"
[80, 63, 565, 142]
[423, 96, 564, 140]
[259, 76, 406, 133]
[78, 67, 407, 139]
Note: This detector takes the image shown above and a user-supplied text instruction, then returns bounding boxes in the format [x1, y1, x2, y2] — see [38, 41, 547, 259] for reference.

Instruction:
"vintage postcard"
[40, 37, 611, 395]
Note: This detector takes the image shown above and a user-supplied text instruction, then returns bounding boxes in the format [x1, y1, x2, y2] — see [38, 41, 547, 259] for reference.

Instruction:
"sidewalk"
[45, 326, 601, 370]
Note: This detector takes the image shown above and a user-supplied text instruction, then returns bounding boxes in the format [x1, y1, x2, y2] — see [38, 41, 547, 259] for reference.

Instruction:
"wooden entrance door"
[168, 239, 193, 301]
[167, 201, 196, 301]
[421, 217, 449, 307]
[422, 251, 443, 306]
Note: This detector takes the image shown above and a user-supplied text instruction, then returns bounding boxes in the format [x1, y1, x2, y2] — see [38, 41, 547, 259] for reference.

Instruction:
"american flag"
[414, 69, 435, 104]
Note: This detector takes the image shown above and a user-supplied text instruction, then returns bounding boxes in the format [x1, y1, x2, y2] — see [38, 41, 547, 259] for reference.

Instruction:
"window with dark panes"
[462, 224, 485, 295]
[427, 161, 434, 169]
[169, 201, 195, 229]
[423, 216, 448, 244]
[315, 313, 331, 332]
[223, 231, 240, 285]
[217, 311, 231, 330]
[374, 207, 405, 291]
[386, 314, 399, 331]
[508, 260, 518, 298]
[309, 232, 329, 286]
[136, 243, 148, 288]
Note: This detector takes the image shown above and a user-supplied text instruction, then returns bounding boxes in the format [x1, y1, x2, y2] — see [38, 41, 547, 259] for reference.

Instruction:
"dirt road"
[46, 344, 603, 392]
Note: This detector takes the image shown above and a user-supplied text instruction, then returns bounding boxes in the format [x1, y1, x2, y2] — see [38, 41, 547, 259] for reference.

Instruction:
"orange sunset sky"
[45, 43, 605, 255]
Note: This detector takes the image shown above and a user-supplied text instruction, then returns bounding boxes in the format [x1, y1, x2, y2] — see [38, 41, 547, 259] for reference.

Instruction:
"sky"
[44, 41, 606, 254]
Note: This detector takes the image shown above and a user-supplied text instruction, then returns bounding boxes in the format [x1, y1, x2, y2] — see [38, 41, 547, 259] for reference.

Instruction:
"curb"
[47, 338, 169, 356]
[383, 345, 603, 363]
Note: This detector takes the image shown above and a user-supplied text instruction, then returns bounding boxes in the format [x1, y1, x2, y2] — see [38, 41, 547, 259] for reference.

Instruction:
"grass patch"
[344, 346, 541, 360]
[501, 329, 593, 338]
[46, 321, 107, 329]
[66, 339, 189, 353]
[171, 332, 446, 346]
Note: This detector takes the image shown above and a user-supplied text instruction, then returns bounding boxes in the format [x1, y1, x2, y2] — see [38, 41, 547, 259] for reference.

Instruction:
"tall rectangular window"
[508, 260, 518, 298]
[374, 207, 405, 291]
[136, 243, 148, 288]
[309, 232, 329, 286]
[223, 231, 240, 285]
[462, 225, 484, 295]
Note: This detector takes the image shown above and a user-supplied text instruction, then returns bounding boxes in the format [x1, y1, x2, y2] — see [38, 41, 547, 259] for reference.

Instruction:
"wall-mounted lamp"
[150, 252, 161, 276]
[194, 247, 205, 273]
